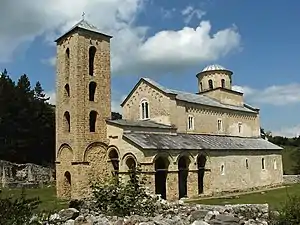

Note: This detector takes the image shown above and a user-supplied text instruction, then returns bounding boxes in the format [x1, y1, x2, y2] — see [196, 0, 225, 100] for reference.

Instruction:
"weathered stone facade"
[55, 19, 283, 201]
[55, 20, 112, 199]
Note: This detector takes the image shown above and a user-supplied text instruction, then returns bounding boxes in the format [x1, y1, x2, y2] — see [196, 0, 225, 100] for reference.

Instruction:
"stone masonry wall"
[0, 160, 53, 188]
[55, 28, 112, 199]
[107, 125, 284, 201]
[283, 175, 300, 184]
[121, 80, 260, 137]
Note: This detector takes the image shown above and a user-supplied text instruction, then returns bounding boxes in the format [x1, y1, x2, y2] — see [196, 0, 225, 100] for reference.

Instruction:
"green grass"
[190, 184, 300, 210]
[0, 186, 68, 213]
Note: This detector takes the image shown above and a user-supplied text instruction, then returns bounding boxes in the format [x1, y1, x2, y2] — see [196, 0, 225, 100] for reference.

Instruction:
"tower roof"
[202, 64, 227, 72]
[55, 19, 112, 43]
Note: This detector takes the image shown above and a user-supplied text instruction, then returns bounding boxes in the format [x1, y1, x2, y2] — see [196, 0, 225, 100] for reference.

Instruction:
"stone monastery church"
[55, 19, 283, 201]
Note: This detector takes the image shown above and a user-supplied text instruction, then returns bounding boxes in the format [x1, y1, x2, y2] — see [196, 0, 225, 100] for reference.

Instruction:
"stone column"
[166, 163, 178, 201]
[187, 162, 198, 199]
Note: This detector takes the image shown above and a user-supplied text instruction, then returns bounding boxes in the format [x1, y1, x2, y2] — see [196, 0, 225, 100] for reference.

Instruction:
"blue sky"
[1, 0, 300, 137]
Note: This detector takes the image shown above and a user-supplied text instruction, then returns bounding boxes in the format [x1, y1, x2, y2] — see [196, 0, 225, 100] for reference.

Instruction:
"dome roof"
[201, 64, 227, 72]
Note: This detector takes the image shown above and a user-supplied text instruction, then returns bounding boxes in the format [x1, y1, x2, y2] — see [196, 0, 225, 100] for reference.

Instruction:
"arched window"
[89, 82, 97, 101]
[89, 111, 97, 132]
[187, 115, 194, 130]
[63, 111, 70, 132]
[221, 79, 225, 88]
[65, 48, 70, 79]
[89, 46, 97, 76]
[238, 122, 242, 134]
[273, 159, 277, 170]
[63, 171, 71, 199]
[245, 159, 249, 169]
[262, 158, 265, 170]
[208, 79, 213, 89]
[64, 84, 70, 97]
[200, 82, 203, 91]
[140, 99, 149, 119]
[220, 164, 225, 175]
[217, 119, 222, 131]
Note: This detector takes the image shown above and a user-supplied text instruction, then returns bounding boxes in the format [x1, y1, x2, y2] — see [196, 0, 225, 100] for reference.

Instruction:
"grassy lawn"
[1, 183, 300, 213]
[190, 184, 300, 210]
[0, 186, 68, 213]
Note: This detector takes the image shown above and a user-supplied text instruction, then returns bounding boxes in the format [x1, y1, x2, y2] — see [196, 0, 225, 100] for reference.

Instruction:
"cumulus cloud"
[111, 94, 127, 113]
[0, 0, 241, 75]
[41, 57, 56, 66]
[181, 6, 206, 25]
[233, 83, 300, 106]
[271, 125, 300, 138]
[45, 90, 56, 105]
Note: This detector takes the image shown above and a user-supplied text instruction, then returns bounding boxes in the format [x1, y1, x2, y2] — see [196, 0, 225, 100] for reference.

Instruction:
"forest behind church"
[0, 69, 299, 173]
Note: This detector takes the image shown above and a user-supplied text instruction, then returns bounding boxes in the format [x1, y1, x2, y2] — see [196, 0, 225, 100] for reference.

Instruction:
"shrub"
[0, 188, 41, 225]
[91, 165, 158, 217]
[270, 195, 300, 225]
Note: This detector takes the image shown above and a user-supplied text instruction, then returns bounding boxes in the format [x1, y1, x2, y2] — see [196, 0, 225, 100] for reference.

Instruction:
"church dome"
[201, 64, 227, 72]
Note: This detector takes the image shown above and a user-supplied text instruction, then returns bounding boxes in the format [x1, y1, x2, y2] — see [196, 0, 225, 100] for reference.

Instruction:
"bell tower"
[55, 18, 113, 199]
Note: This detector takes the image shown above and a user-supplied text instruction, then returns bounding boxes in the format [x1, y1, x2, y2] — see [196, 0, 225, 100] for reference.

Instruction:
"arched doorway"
[125, 156, 137, 185]
[178, 156, 190, 199]
[197, 154, 207, 194]
[155, 156, 169, 199]
[63, 171, 71, 199]
[125, 157, 137, 171]
[108, 149, 119, 177]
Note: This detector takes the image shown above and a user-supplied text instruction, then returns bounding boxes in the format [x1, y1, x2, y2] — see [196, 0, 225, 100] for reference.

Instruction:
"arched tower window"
[221, 79, 225, 88]
[89, 110, 97, 132]
[89, 82, 97, 101]
[65, 48, 70, 79]
[245, 159, 249, 169]
[140, 99, 149, 119]
[63, 111, 70, 132]
[220, 164, 225, 175]
[64, 84, 70, 97]
[89, 46, 97, 76]
[199, 82, 203, 92]
[208, 79, 213, 89]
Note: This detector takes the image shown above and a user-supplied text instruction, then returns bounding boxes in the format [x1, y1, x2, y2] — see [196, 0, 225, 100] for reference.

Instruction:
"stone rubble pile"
[35, 197, 272, 225]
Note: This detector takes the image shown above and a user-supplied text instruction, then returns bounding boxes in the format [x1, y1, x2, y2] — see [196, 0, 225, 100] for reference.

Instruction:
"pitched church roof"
[121, 77, 259, 114]
[107, 119, 175, 130]
[55, 19, 112, 43]
[123, 132, 282, 150]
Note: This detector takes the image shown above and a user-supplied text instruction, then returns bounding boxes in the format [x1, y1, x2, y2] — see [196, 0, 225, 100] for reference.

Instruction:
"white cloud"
[232, 83, 300, 106]
[0, 0, 241, 75]
[272, 125, 300, 138]
[41, 57, 56, 66]
[181, 6, 206, 25]
[112, 94, 127, 113]
[45, 90, 56, 105]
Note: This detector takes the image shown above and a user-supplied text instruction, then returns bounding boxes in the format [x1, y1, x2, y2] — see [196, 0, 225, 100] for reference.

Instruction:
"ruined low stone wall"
[41, 202, 271, 225]
[283, 175, 300, 184]
[0, 160, 54, 188]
